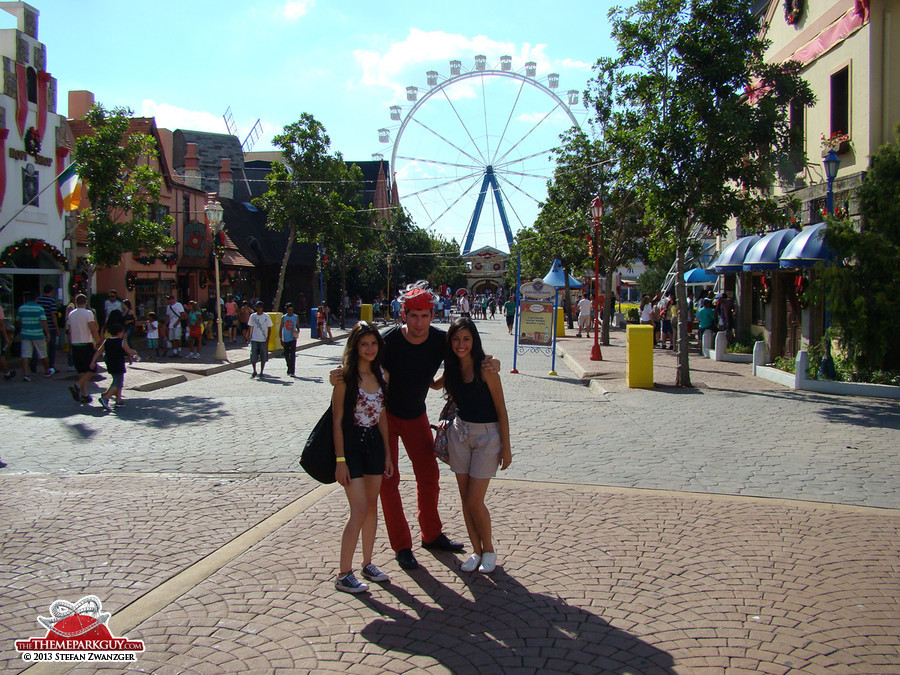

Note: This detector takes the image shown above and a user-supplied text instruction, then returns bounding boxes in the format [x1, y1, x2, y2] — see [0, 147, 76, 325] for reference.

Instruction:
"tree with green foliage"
[588, 0, 814, 386]
[255, 113, 363, 310]
[818, 125, 900, 374]
[73, 104, 173, 277]
[542, 129, 648, 344]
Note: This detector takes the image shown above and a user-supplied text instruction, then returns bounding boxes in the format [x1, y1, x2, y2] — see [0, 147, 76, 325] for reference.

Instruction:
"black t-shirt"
[104, 337, 127, 374]
[382, 324, 445, 419]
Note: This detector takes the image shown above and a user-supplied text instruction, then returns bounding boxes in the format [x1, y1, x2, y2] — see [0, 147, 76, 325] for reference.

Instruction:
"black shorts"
[345, 425, 385, 479]
[72, 344, 96, 374]
[506, 315, 514, 326]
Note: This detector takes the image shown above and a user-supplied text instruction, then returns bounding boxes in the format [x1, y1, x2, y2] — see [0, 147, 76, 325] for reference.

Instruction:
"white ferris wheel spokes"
[378, 57, 585, 254]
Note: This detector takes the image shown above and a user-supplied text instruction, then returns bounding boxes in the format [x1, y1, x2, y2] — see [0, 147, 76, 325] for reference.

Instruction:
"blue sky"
[13, 0, 621, 250]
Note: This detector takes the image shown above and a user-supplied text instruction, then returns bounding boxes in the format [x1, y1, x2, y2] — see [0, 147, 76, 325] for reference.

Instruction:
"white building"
[0, 2, 68, 320]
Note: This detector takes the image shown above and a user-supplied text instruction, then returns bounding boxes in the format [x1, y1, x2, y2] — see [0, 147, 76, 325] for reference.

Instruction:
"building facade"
[0, 2, 68, 322]
[715, 0, 898, 359]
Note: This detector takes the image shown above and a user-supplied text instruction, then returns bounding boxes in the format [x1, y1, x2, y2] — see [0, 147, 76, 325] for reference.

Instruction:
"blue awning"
[779, 223, 833, 269]
[542, 258, 584, 289]
[684, 267, 717, 284]
[709, 235, 761, 274]
[743, 228, 799, 271]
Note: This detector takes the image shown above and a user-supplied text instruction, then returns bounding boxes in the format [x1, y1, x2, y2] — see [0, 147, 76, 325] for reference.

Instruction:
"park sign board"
[519, 279, 554, 300]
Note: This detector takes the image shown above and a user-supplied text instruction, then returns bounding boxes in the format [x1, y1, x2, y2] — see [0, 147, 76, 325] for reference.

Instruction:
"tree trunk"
[674, 221, 692, 388]
[563, 271, 573, 329]
[274, 224, 296, 311]
[602, 268, 615, 345]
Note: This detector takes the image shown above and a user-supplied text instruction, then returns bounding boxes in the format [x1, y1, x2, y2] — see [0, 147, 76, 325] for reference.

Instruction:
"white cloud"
[352, 29, 580, 102]
[282, 0, 315, 20]
[140, 100, 228, 134]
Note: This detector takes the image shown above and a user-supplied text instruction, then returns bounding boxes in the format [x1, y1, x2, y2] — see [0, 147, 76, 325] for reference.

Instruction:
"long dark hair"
[340, 322, 387, 422]
[443, 316, 486, 401]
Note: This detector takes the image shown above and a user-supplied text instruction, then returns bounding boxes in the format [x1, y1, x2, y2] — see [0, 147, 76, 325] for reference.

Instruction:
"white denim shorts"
[447, 416, 502, 479]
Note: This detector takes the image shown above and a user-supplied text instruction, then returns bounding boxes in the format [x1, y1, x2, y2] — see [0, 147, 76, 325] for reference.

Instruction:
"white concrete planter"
[711, 332, 753, 362]
[753, 348, 900, 399]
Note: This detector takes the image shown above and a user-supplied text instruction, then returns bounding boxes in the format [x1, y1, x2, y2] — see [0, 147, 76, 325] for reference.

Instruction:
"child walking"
[90, 322, 138, 412]
[146, 312, 160, 358]
[331, 322, 394, 593]
[440, 317, 511, 574]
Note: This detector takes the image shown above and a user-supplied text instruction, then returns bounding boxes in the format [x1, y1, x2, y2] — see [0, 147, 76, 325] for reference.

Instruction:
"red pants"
[381, 411, 443, 552]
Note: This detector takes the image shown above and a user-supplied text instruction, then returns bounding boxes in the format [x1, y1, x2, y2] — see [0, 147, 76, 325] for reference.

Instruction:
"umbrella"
[684, 267, 717, 284]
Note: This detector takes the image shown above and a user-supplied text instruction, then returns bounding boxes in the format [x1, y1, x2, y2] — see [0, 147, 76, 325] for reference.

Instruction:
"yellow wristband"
[335, 457, 346, 463]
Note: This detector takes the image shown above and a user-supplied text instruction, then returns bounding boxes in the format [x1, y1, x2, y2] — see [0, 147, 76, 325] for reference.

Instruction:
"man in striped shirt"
[16, 291, 51, 381]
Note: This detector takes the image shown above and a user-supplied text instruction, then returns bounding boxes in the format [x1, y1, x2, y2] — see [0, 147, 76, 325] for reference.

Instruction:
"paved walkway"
[1, 319, 898, 673]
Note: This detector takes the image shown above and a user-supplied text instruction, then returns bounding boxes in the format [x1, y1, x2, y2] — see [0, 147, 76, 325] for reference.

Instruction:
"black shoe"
[422, 533, 465, 552]
[0, 459, 6, 468]
[396, 548, 418, 570]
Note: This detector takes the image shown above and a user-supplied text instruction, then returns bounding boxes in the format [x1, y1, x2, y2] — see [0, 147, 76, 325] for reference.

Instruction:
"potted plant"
[821, 131, 851, 157]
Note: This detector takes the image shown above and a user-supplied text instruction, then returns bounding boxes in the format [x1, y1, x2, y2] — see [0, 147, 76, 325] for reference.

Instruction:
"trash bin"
[267, 313, 282, 351]
[556, 307, 566, 338]
[360, 304, 373, 323]
[626, 324, 653, 388]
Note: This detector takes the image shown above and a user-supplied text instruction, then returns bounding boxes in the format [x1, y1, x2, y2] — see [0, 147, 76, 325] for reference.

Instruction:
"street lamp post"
[204, 195, 227, 361]
[590, 196, 603, 361]
[823, 149, 840, 215]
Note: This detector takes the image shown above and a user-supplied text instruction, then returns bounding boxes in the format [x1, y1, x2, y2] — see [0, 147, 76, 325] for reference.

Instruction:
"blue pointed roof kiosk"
[542, 258, 584, 289]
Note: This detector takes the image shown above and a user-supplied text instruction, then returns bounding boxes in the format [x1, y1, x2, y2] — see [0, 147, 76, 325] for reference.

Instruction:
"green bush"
[773, 356, 795, 373]
[626, 307, 640, 322]
[726, 334, 762, 354]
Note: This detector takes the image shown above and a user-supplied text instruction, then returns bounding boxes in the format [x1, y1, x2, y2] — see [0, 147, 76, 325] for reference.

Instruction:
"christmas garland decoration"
[125, 271, 137, 291]
[199, 271, 208, 289]
[784, 0, 803, 24]
[213, 230, 226, 259]
[0, 238, 67, 268]
[24, 126, 41, 156]
[132, 252, 178, 266]
[759, 276, 770, 304]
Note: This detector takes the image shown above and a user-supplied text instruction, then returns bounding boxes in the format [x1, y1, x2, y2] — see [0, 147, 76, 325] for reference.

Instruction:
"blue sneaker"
[99, 397, 111, 412]
[335, 572, 368, 594]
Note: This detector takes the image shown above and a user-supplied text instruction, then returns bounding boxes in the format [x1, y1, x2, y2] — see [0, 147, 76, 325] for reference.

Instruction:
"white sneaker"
[460, 554, 481, 572]
[478, 551, 497, 574]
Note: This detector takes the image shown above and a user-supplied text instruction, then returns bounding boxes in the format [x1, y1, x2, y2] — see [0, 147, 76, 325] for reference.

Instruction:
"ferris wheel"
[377, 56, 587, 254]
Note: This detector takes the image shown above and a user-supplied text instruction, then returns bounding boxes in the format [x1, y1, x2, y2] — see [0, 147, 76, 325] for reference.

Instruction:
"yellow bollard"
[556, 307, 566, 338]
[267, 312, 282, 351]
[626, 324, 654, 388]
[360, 304, 373, 323]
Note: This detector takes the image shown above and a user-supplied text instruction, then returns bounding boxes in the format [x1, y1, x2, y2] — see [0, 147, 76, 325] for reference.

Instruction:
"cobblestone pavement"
[1, 319, 898, 673]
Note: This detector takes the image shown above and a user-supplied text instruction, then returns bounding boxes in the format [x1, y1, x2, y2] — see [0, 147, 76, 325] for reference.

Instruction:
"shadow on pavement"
[358, 565, 674, 673]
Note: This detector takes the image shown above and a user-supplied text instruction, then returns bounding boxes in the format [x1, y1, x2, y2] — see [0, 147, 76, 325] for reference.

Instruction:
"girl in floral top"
[331, 321, 394, 593]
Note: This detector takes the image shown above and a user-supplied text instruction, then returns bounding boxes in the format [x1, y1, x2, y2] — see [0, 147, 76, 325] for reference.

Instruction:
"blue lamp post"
[823, 149, 840, 215]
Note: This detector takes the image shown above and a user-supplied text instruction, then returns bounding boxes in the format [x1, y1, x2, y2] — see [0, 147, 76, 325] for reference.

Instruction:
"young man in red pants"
[332, 282, 498, 570]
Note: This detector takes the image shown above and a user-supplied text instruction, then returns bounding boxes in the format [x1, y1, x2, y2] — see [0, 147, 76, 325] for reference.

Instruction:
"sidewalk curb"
[559, 346, 610, 397]
[129, 334, 346, 393]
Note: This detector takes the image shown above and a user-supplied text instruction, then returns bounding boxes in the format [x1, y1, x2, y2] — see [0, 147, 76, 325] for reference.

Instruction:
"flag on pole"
[58, 162, 82, 211]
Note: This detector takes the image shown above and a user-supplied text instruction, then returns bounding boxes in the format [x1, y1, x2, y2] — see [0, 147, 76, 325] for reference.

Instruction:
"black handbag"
[300, 406, 337, 484]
